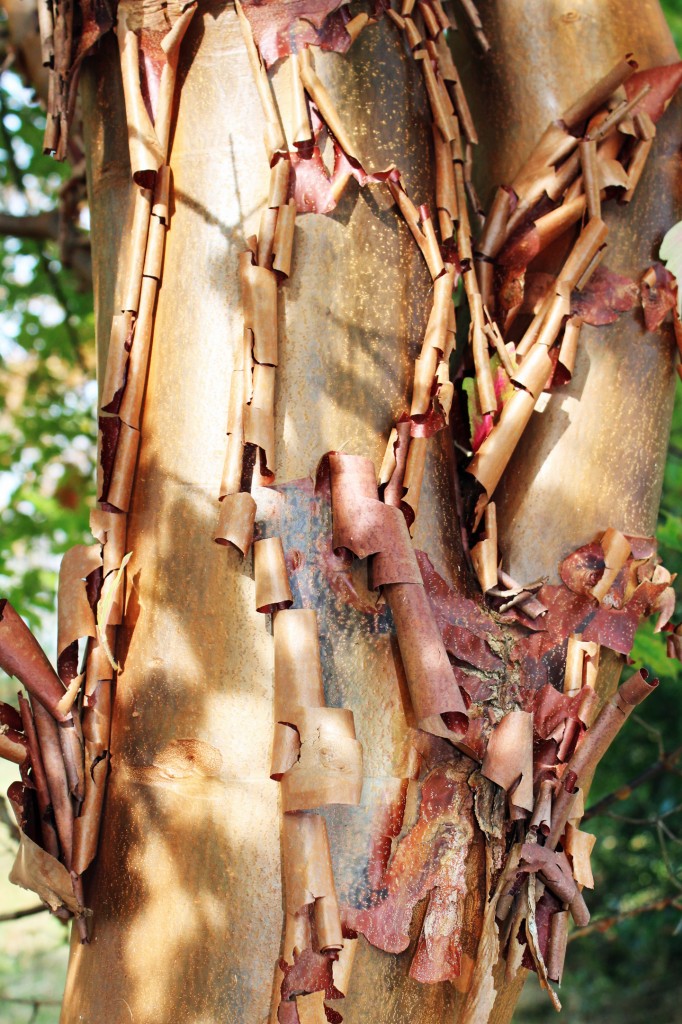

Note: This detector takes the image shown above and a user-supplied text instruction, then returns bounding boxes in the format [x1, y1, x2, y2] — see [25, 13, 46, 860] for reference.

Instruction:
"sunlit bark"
[46, 3, 682, 1023]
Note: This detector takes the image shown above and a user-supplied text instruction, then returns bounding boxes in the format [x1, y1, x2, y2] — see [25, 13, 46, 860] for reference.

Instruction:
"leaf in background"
[660, 220, 682, 318]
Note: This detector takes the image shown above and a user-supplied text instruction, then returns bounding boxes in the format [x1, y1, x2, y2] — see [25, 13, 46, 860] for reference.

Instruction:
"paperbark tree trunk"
[58, 3, 679, 1023]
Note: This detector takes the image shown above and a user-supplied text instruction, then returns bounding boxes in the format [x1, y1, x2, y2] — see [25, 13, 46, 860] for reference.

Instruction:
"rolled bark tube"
[0, 601, 70, 722]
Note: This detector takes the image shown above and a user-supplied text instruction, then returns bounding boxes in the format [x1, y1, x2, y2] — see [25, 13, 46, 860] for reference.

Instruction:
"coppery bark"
[36, 2, 681, 1022]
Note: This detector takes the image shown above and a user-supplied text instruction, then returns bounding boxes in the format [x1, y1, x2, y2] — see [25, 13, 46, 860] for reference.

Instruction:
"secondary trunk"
[58, 3, 679, 1023]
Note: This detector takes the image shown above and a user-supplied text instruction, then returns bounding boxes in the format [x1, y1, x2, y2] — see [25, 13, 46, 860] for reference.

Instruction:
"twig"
[568, 896, 682, 942]
[0, 994, 62, 1006]
[0, 904, 49, 923]
[584, 746, 682, 821]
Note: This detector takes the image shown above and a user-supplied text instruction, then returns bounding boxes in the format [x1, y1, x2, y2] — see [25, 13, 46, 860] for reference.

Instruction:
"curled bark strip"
[548, 670, 658, 850]
[116, 9, 164, 183]
[121, 187, 154, 315]
[31, 697, 74, 870]
[57, 544, 102, 689]
[58, 718, 85, 804]
[9, 829, 85, 917]
[402, 436, 427, 524]
[214, 492, 257, 557]
[434, 124, 457, 240]
[564, 635, 599, 696]
[481, 710, 534, 816]
[101, 312, 134, 413]
[555, 315, 581, 385]
[0, 727, 28, 767]
[564, 823, 596, 889]
[17, 694, 60, 859]
[71, 637, 113, 876]
[519, 845, 590, 927]
[276, 706, 363, 812]
[254, 538, 294, 613]
[381, 420, 412, 519]
[90, 509, 127, 625]
[471, 501, 498, 594]
[524, 876, 561, 1009]
[272, 607, 363, 812]
[235, 0, 288, 161]
[0, 601, 70, 722]
[529, 779, 553, 837]
[241, 254, 279, 367]
[329, 452, 468, 738]
[299, 47, 361, 161]
[282, 813, 344, 954]
[579, 139, 600, 220]
[468, 209, 609, 527]
[508, 56, 636, 219]
[471, 292, 496, 414]
[591, 527, 632, 603]
[118, 173, 172, 432]
[269, 598, 360, 1019]
[116, 1, 196, 185]
[72, 754, 109, 876]
[388, 183, 445, 280]
[274, 610, 326, 719]
[547, 908, 569, 984]
[102, 420, 140, 513]
[467, 387, 536, 524]
[273, 199, 297, 278]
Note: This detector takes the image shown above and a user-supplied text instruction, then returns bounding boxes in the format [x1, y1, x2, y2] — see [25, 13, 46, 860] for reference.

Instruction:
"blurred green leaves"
[0, 64, 95, 632]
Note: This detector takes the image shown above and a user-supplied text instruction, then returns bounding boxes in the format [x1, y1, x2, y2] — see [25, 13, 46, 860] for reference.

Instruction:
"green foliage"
[0, 68, 96, 633]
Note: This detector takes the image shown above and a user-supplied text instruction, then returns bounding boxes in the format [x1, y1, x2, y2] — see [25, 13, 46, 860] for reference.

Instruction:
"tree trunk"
[58, 3, 680, 1023]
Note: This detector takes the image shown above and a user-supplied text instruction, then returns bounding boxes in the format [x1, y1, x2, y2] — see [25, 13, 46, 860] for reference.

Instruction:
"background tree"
[0, 2, 675, 1024]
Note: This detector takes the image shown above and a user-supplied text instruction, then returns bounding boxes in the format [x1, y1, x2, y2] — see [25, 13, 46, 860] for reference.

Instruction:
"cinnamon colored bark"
[60, 3, 679, 1023]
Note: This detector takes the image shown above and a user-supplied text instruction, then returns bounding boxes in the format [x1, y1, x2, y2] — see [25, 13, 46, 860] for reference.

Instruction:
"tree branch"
[0, 995, 62, 1006]
[584, 746, 682, 821]
[0, 209, 59, 241]
[568, 896, 682, 942]
[0, 904, 48, 923]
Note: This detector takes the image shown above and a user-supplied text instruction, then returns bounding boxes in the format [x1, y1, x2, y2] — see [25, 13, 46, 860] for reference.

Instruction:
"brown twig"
[568, 896, 682, 942]
[0, 904, 48, 923]
[584, 746, 682, 821]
